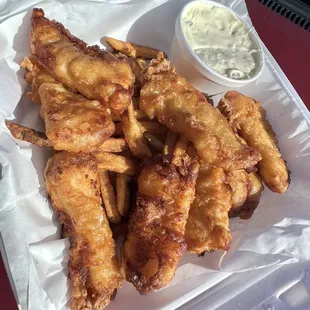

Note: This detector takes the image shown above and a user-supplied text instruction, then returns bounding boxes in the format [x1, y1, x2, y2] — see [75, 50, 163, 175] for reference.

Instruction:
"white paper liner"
[1, 0, 310, 309]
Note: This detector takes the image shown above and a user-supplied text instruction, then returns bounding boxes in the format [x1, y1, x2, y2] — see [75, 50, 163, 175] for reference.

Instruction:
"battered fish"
[123, 155, 199, 293]
[238, 172, 264, 220]
[140, 53, 261, 171]
[185, 165, 232, 254]
[44, 152, 123, 310]
[31, 8, 134, 114]
[39, 82, 115, 153]
[227, 169, 248, 211]
[218, 91, 289, 193]
[21, 57, 56, 104]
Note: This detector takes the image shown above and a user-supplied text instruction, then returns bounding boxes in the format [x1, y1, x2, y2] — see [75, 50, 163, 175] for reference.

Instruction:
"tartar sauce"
[181, 3, 258, 80]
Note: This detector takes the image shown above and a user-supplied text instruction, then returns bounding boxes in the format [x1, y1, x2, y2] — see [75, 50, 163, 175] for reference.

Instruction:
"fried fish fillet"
[21, 57, 56, 104]
[139, 53, 261, 171]
[123, 155, 199, 293]
[30, 8, 134, 115]
[185, 165, 232, 254]
[39, 82, 114, 153]
[228, 170, 264, 219]
[238, 172, 264, 220]
[44, 152, 123, 310]
[218, 91, 289, 193]
[227, 169, 248, 211]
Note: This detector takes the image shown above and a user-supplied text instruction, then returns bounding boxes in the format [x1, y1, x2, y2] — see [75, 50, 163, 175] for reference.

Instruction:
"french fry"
[136, 58, 147, 70]
[5, 120, 52, 148]
[98, 138, 128, 153]
[98, 170, 121, 224]
[172, 135, 190, 166]
[163, 130, 178, 155]
[134, 109, 148, 120]
[121, 102, 152, 158]
[139, 121, 168, 135]
[96, 152, 137, 176]
[105, 36, 167, 59]
[144, 132, 164, 153]
[116, 173, 131, 216]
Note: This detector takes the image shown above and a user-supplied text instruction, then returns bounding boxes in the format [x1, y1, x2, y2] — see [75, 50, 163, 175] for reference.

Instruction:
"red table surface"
[1, 1, 310, 309]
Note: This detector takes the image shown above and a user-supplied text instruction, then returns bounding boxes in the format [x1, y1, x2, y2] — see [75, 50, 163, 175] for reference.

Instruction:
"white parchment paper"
[1, 0, 310, 309]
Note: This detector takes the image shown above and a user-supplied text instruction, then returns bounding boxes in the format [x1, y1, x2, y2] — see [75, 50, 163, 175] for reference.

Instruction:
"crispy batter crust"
[21, 57, 56, 104]
[31, 8, 134, 114]
[39, 82, 115, 153]
[218, 91, 289, 193]
[185, 166, 232, 254]
[229, 172, 264, 220]
[44, 152, 123, 310]
[123, 156, 199, 293]
[140, 53, 261, 171]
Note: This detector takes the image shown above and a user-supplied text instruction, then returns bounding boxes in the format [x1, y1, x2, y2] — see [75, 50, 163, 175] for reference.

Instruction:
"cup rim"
[177, 0, 265, 85]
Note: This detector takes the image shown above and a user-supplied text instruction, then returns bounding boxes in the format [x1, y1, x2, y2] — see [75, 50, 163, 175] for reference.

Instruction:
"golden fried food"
[172, 135, 190, 167]
[44, 152, 123, 309]
[21, 57, 56, 104]
[123, 156, 199, 293]
[98, 138, 128, 153]
[116, 173, 131, 216]
[163, 130, 179, 155]
[5, 120, 127, 153]
[237, 172, 264, 220]
[218, 91, 289, 193]
[5, 120, 52, 148]
[114, 120, 167, 137]
[99, 170, 121, 224]
[120, 102, 152, 158]
[95, 152, 137, 175]
[31, 9, 134, 114]
[39, 82, 115, 153]
[140, 53, 261, 171]
[113, 53, 147, 96]
[185, 166, 232, 254]
[227, 169, 248, 211]
[105, 36, 167, 59]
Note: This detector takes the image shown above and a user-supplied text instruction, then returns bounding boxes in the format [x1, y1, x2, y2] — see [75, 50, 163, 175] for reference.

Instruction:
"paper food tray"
[0, 0, 310, 309]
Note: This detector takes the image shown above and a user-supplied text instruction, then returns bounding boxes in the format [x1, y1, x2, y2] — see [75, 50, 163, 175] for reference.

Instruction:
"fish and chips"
[5, 8, 289, 309]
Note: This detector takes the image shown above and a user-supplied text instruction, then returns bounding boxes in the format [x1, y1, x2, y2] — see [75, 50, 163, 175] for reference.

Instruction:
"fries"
[134, 109, 148, 120]
[116, 173, 131, 216]
[163, 131, 178, 155]
[121, 102, 152, 158]
[98, 138, 128, 153]
[114, 120, 167, 137]
[96, 152, 137, 176]
[6, 120, 52, 148]
[139, 120, 168, 135]
[144, 133, 164, 153]
[105, 36, 167, 59]
[99, 170, 121, 224]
